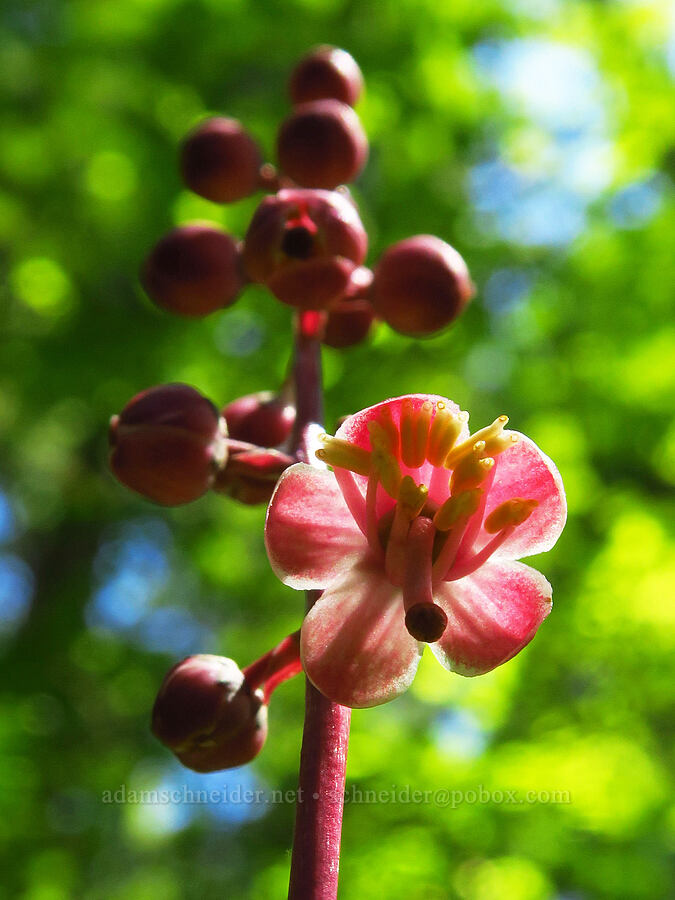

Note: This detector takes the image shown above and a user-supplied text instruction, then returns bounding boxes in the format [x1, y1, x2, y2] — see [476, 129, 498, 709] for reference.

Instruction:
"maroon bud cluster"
[289, 46, 363, 107]
[180, 117, 262, 203]
[371, 235, 475, 337]
[152, 655, 267, 772]
[242, 188, 367, 310]
[141, 225, 244, 317]
[109, 384, 226, 506]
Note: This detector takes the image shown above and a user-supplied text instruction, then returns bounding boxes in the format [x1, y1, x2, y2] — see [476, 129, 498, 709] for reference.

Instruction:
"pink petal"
[332, 394, 471, 515]
[430, 559, 553, 676]
[301, 558, 423, 708]
[265, 463, 367, 590]
[469, 433, 566, 561]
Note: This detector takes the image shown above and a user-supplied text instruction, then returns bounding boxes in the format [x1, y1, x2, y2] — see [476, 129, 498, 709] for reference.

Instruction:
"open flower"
[265, 395, 566, 708]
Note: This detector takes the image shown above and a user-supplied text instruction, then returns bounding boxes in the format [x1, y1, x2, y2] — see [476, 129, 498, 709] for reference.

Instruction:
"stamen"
[484, 498, 538, 533]
[450, 450, 495, 494]
[369, 408, 399, 455]
[402, 517, 447, 642]
[369, 427, 402, 498]
[400, 399, 432, 468]
[427, 404, 468, 466]
[444, 415, 508, 469]
[483, 431, 519, 456]
[433, 488, 483, 532]
[316, 435, 371, 475]
[398, 475, 428, 520]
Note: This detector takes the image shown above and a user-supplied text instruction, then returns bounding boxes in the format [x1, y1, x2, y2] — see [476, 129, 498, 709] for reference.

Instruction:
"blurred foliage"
[1, 0, 674, 897]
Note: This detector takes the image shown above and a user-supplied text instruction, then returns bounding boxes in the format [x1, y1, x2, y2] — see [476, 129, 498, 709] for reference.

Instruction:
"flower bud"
[223, 391, 295, 448]
[289, 46, 363, 107]
[322, 266, 375, 348]
[277, 99, 368, 190]
[141, 225, 244, 317]
[242, 188, 367, 309]
[371, 235, 474, 337]
[180, 117, 262, 203]
[109, 383, 226, 505]
[214, 447, 294, 505]
[152, 655, 267, 772]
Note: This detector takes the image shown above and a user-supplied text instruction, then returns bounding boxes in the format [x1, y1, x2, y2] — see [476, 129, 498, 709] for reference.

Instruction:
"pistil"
[402, 516, 447, 642]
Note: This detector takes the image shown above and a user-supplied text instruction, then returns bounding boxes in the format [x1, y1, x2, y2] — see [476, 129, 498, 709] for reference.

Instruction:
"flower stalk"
[288, 310, 351, 900]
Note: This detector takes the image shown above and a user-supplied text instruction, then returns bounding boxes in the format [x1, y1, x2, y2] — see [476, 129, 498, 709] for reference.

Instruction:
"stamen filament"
[431, 518, 472, 585]
[366, 473, 384, 558]
[444, 526, 515, 581]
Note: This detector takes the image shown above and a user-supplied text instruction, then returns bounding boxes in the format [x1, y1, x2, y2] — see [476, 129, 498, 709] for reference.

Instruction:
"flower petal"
[265, 463, 367, 590]
[301, 557, 423, 707]
[430, 559, 553, 676]
[470, 433, 566, 561]
[332, 394, 471, 514]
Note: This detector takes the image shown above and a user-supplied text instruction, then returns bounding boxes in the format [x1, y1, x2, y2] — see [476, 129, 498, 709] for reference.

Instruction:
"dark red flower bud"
[214, 446, 294, 505]
[109, 383, 226, 506]
[322, 266, 375, 348]
[152, 655, 267, 772]
[223, 391, 295, 448]
[289, 46, 363, 107]
[180, 117, 263, 203]
[141, 225, 244, 317]
[277, 100, 368, 190]
[242, 188, 367, 310]
[371, 235, 474, 337]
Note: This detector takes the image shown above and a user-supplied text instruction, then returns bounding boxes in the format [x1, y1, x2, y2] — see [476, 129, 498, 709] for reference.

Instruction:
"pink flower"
[265, 395, 566, 708]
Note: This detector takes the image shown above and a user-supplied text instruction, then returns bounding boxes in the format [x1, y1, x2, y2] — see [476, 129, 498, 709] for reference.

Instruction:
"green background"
[1, 0, 674, 897]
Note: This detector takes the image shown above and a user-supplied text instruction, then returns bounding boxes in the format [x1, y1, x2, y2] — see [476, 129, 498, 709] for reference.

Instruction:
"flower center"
[317, 400, 538, 643]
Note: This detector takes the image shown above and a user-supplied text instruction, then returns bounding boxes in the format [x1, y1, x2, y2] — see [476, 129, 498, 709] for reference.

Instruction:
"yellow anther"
[400, 399, 432, 468]
[397, 475, 429, 520]
[444, 415, 509, 469]
[374, 406, 400, 455]
[427, 405, 467, 466]
[450, 453, 495, 494]
[484, 498, 539, 534]
[316, 436, 372, 476]
[372, 445, 402, 499]
[433, 488, 483, 532]
[483, 431, 519, 456]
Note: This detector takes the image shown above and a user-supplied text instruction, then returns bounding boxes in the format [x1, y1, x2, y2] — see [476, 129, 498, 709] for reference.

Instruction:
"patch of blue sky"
[0, 553, 34, 636]
[0, 490, 15, 544]
[433, 709, 488, 759]
[88, 517, 213, 653]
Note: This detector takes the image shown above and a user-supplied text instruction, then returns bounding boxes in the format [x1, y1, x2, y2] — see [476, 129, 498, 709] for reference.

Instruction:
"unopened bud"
[214, 447, 294, 505]
[372, 235, 474, 337]
[151, 655, 267, 772]
[180, 117, 262, 204]
[109, 383, 226, 505]
[223, 391, 296, 448]
[141, 225, 244, 317]
[277, 99, 368, 190]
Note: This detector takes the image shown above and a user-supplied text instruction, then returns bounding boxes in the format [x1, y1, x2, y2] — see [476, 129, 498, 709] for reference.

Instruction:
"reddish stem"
[288, 311, 352, 900]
